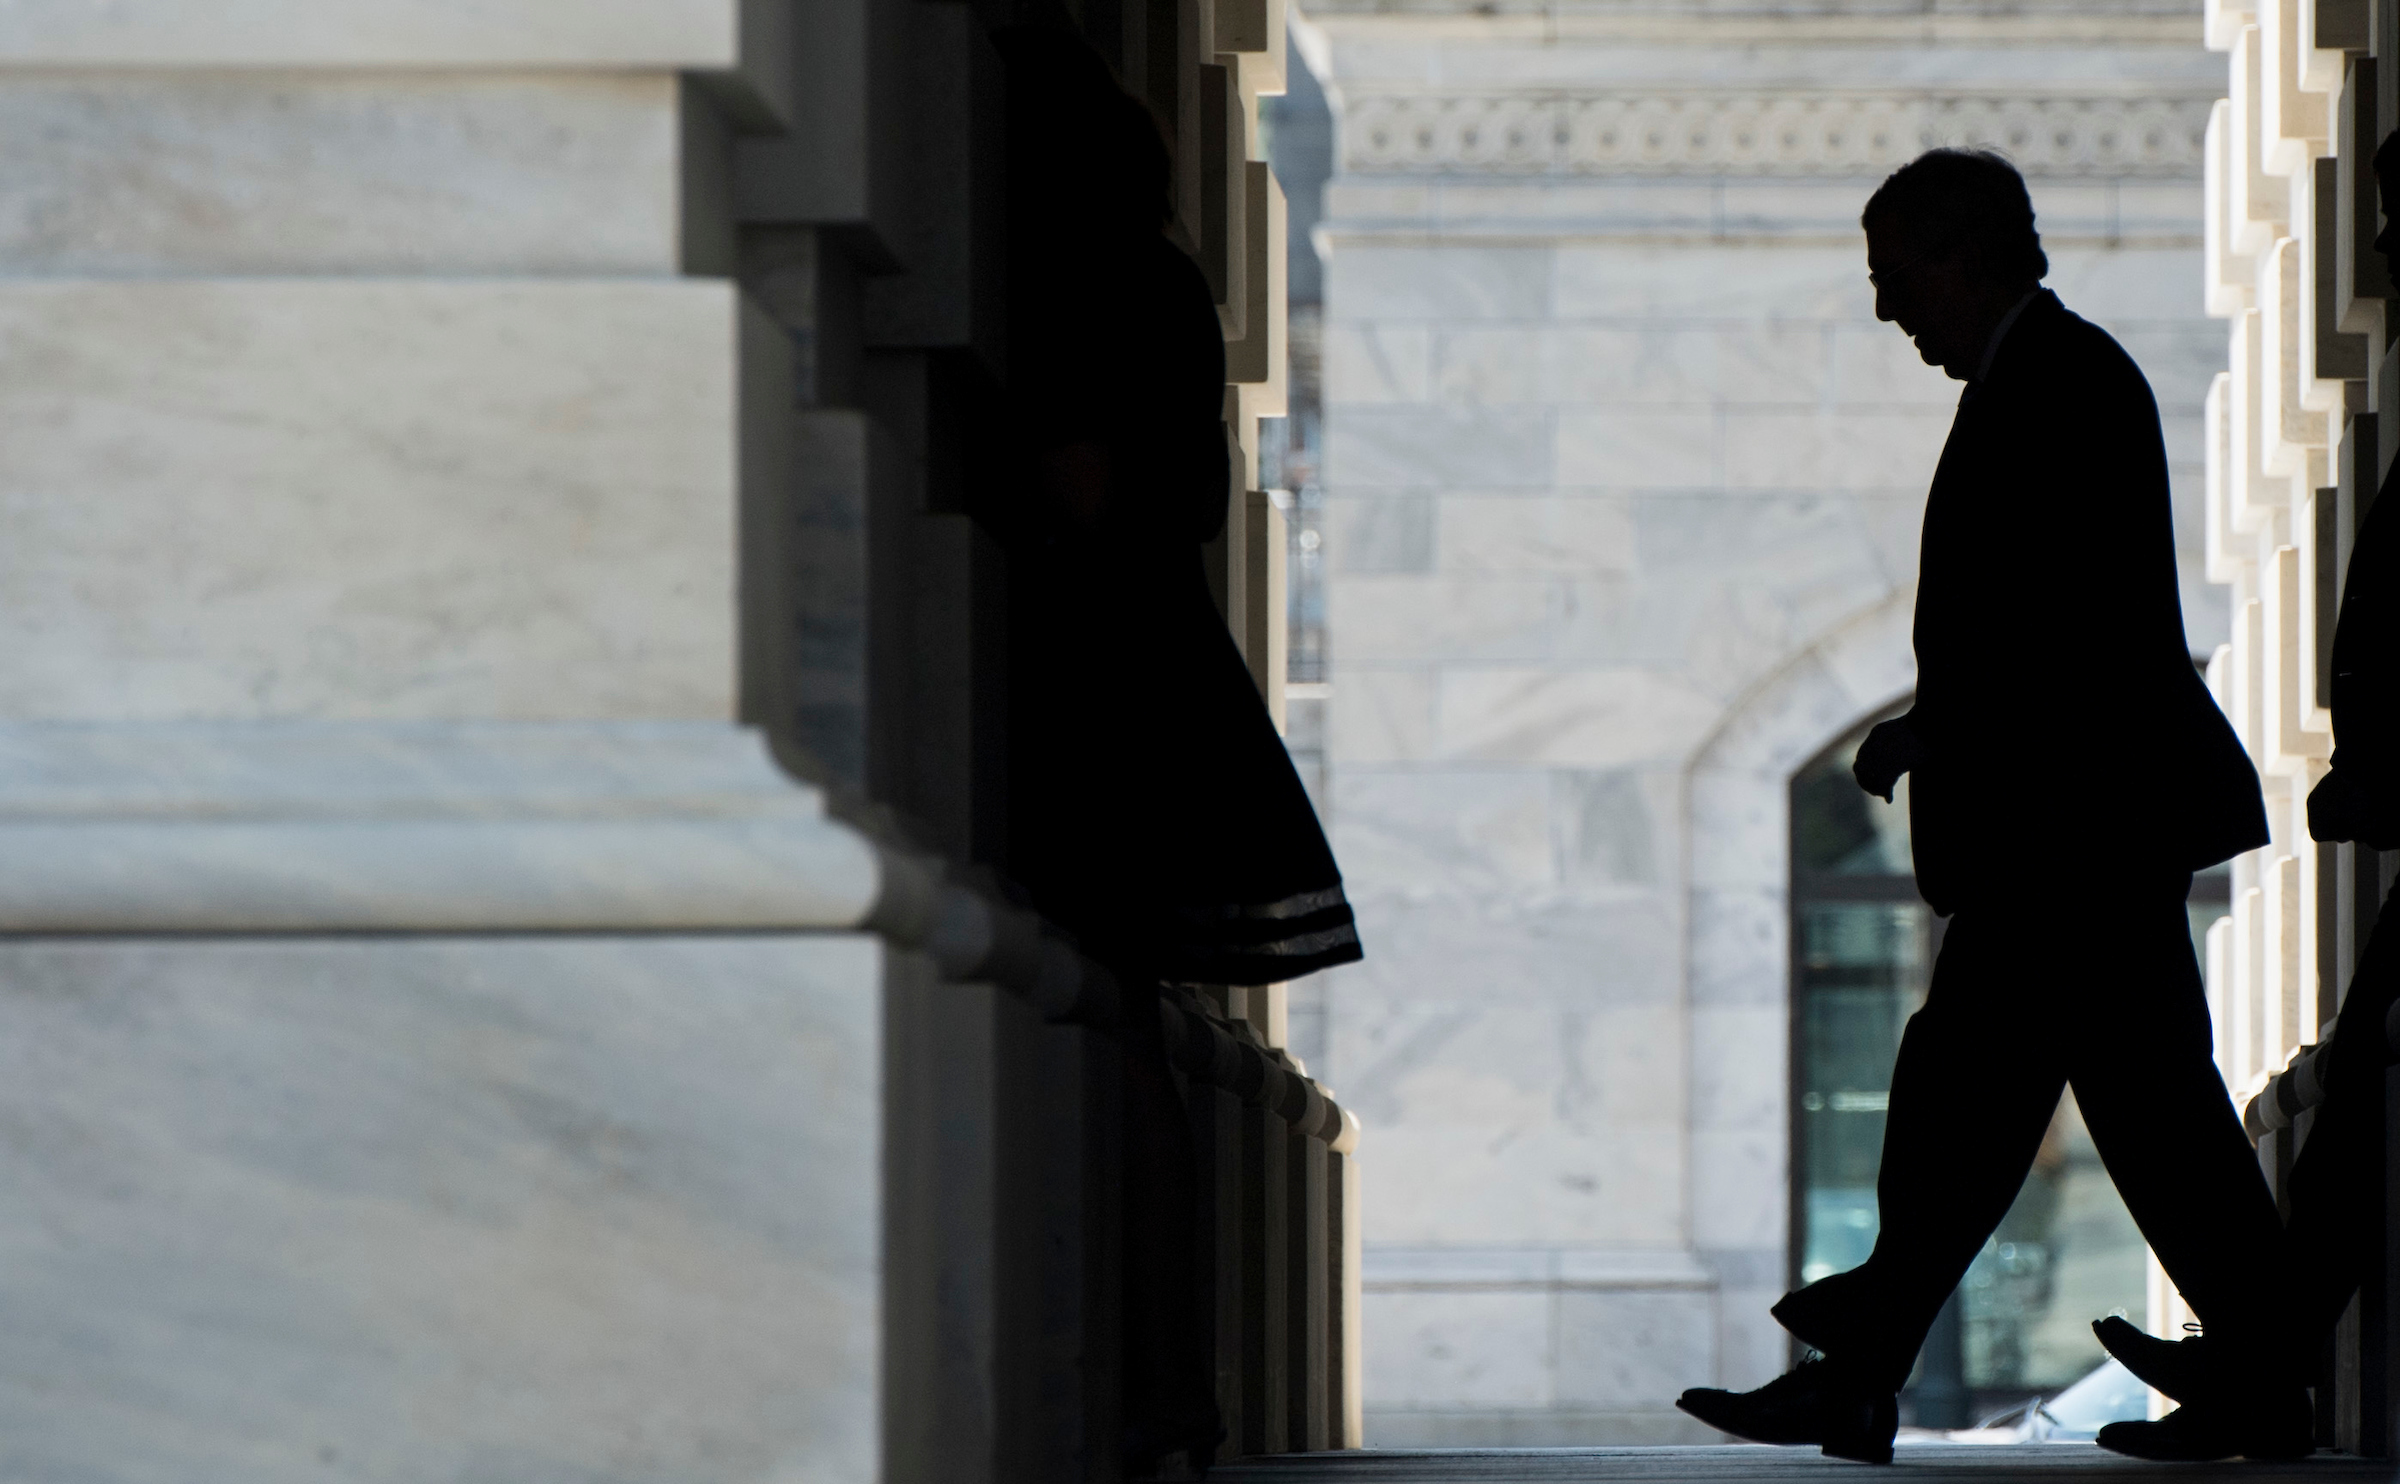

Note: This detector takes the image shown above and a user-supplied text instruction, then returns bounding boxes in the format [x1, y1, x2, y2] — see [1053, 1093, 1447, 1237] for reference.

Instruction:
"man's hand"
[2309, 767, 2400, 849]
[1853, 718, 1927, 804]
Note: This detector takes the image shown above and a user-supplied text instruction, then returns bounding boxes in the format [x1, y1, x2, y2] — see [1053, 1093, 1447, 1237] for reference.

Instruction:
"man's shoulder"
[1993, 294, 2151, 405]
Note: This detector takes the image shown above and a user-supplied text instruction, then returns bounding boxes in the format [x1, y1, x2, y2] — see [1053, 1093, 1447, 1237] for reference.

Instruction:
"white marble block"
[0, 0, 788, 76]
[0, 933, 886, 1483]
[0, 279, 774, 721]
[0, 74, 696, 275]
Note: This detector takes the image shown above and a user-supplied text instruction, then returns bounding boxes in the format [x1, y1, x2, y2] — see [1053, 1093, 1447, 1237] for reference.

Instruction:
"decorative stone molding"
[1341, 93, 2215, 177]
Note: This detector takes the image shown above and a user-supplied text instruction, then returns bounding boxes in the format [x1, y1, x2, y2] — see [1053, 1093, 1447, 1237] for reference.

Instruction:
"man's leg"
[1683, 904, 2069, 1461]
[2065, 886, 2315, 1460]
[1789, 906, 2070, 1391]
[2066, 888, 2293, 1375]
[2280, 882, 2400, 1349]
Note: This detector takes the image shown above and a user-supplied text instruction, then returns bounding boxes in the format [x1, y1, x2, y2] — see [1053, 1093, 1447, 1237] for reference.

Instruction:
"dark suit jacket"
[1904, 290, 2269, 914]
[2329, 466, 2400, 829]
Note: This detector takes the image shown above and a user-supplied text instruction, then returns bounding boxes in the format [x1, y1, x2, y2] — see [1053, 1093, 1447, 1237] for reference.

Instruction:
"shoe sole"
[1678, 1394, 1894, 1465]
[1674, 1396, 1818, 1449]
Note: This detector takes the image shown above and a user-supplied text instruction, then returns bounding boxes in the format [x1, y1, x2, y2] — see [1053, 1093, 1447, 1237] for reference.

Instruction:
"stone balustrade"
[2199, 0, 2400, 1451]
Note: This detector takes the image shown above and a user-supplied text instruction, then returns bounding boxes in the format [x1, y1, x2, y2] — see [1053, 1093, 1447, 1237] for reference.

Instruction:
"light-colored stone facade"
[0, 1, 1354, 1477]
[2190, 0, 2361, 1110]
[2185, 0, 2396, 1449]
[1299, 0, 2231, 1443]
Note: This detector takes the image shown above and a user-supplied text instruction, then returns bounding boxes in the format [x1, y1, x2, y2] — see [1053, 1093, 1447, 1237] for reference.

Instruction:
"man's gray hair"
[1862, 148, 2048, 284]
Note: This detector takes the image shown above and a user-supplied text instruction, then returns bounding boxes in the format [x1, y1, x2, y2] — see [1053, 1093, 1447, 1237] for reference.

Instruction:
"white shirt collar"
[1972, 289, 2042, 385]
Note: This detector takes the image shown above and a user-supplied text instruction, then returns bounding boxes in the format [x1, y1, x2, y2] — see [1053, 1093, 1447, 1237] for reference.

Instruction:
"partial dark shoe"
[2093, 1315, 2218, 1405]
[2093, 1389, 2313, 1463]
[1677, 1356, 1897, 1465]
[1771, 1268, 1878, 1358]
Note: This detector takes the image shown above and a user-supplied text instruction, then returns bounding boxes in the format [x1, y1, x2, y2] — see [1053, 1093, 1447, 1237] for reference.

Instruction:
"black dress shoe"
[1677, 1356, 1897, 1465]
[1771, 1269, 1877, 1359]
[2094, 1390, 2313, 1463]
[2093, 1315, 2216, 1404]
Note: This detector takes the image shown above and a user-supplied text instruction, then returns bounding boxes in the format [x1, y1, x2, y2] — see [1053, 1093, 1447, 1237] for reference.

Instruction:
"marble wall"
[0, 7, 922, 1478]
[1297, 0, 2230, 1443]
[0, 935, 885, 1483]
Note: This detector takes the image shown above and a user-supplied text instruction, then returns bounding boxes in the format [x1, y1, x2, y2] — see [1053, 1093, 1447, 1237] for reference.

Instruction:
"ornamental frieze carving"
[1341, 93, 2214, 176]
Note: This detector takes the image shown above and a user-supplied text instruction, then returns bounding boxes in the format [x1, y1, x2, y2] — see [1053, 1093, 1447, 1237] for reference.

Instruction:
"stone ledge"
[0, 74, 691, 277]
[0, 278, 754, 721]
[0, 0, 798, 129]
[0, 720, 1139, 1031]
[0, 0, 763, 68]
[0, 722, 887, 932]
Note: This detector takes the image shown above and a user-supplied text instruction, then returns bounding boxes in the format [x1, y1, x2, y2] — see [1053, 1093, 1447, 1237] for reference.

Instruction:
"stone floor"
[1213, 1446, 2400, 1482]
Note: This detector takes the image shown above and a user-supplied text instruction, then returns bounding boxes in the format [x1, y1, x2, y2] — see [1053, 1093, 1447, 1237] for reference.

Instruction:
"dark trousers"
[1839, 880, 2291, 1391]
[2284, 877, 2400, 1349]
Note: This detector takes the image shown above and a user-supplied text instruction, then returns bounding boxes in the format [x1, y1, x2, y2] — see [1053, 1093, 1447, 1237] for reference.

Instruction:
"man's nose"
[1874, 282, 1898, 323]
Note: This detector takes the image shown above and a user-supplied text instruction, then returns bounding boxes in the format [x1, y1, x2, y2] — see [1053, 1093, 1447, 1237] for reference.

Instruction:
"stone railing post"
[1160, 987, 1356, 1461]
[1332, 1106, 1366, 1448]
[2203, 0, 2396, 1448]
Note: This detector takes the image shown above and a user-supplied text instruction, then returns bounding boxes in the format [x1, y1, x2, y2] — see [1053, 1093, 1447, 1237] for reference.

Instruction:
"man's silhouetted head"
[1862, 149, 2047, 382]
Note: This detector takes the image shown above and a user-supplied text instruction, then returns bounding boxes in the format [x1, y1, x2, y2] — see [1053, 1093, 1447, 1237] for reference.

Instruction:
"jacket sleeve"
[2331, 482, 2400, 821]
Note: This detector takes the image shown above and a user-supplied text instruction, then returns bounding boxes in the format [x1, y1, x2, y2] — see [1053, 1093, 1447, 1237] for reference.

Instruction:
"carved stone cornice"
[1341, 92, 2214, 177]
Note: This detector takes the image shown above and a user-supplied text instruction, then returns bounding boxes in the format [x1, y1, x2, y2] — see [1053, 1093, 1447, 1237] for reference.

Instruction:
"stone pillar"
[0, 8, 956, 1479]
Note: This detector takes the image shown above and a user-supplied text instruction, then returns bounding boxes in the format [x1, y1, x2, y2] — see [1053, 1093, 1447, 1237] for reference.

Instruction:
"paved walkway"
[1214, 1446, 2400, 1482]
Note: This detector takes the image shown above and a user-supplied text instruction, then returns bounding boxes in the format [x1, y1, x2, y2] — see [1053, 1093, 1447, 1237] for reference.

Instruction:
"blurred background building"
[1284, 0, 2232, 1446]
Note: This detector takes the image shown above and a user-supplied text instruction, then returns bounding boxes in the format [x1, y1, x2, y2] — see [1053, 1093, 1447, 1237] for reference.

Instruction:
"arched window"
[1789, 710, 2169, 1423]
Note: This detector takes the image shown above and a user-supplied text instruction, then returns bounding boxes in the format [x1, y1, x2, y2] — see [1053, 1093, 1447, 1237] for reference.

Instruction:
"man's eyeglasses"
[1868, 238, 1955, 290]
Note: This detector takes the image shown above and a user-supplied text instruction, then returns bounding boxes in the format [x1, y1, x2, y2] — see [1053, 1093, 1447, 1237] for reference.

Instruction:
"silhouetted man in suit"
[2094, 129, 2400, 1456]
[1676, 148, 2307, 1464]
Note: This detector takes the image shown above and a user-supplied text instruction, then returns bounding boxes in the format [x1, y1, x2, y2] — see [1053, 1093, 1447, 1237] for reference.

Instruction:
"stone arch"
[1682, 592, 1917, 1390]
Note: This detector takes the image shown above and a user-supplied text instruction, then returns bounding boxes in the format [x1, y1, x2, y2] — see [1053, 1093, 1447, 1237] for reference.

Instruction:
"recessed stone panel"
[0, 73, 687, 275]
[0, 1, 762, 68]
[0, 279, 749, 721]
